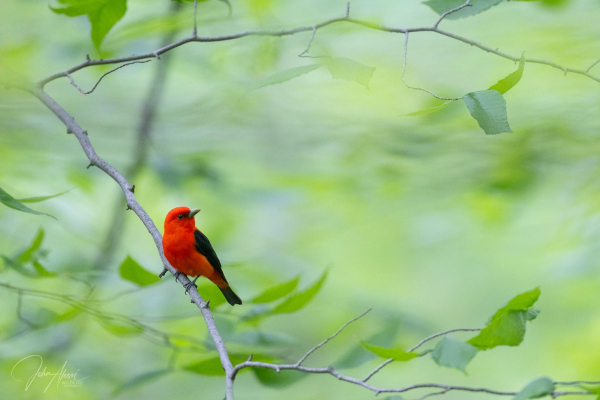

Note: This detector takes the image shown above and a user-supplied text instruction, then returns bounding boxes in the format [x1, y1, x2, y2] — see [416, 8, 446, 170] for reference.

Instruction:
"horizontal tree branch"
[232, 311, 594, 399]
[36, 2, 600, 89]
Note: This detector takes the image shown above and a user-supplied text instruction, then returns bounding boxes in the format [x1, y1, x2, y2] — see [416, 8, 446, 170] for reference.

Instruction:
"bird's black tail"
[220, 287, 242, 306]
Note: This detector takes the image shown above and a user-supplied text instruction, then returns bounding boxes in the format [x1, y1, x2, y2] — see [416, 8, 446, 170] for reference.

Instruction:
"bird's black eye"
[177, 214, 184, 219]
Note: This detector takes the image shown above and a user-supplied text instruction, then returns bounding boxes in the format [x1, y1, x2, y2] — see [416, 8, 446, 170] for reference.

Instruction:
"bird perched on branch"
[163, 206, 242, 306]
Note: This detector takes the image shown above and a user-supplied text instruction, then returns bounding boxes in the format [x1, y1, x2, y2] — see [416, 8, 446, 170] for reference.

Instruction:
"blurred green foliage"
[1, 0, 600, 399]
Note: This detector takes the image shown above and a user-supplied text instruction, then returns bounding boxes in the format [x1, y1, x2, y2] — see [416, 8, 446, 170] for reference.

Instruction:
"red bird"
[163, 206, 242, 306]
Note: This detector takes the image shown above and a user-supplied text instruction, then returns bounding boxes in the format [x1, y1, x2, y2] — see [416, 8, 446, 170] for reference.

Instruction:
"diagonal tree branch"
[28, 87, 236, 397]
[94, 0, 182, 270]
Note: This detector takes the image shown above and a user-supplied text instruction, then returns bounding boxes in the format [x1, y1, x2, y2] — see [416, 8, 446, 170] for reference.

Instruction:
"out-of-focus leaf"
[361, 341, 418, 361]
[197, 283, 227, 308]
[513, 377, 555, 400]
[382, 397, 405, 400]
[250, 275, 300, 304]
[51, 0, 128, 50]
[469, 288, 541, 350]
[2, 229, 56, 278]
[252, 368, 307, 388]
[96, 316, 144, 337]
[0, 186, 55, 219]
[1, 256, 37, 277]
[333, 321, 400, 369]
[230, 330, 298, 347]
[113, 369, 169, 395]
[184, 355, 247, 376]
[463, 90, 512, 135]
[489, 53, 526, 94]
[400, 101, 454, 117]
[18, 187, 76, 203]
[424, 0, 504, 20]
[32, 261, 56, 277]
[431, 336, 478, 372]
[326, 57, 376, 89]
[119, 256, 161, 286]
[253, 64, 324, 90]
[53, 307, 82, 323]
[271, 270, 327, 314]
[17, 229, 45, 263]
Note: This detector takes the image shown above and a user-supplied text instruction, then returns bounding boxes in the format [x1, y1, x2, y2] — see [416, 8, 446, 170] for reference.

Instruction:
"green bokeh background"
[1, 0, 599, 399]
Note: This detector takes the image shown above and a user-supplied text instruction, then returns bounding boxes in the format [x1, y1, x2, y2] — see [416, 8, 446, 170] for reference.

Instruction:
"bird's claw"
[174, 271, 181, 282]
[184, 276, 200, 294]
[184, 282, 196, 294]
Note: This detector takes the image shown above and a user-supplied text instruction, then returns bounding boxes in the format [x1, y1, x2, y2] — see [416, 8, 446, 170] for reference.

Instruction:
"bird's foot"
[174, 271, 181, 282]
[184, 277, 199, 294]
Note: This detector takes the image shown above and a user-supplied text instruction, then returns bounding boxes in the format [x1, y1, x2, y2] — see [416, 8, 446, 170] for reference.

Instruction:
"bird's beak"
[188, 208, 201, 218]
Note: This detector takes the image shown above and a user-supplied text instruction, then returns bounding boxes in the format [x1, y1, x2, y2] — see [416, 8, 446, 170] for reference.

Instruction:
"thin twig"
[295, 309, 371, 366]
[193, 0, 199, 37]
[66, 61, 151, 95]
[433, 0, 472, 29]
[298, 26, 317, 57]
[586, 57, 600, 73]
[402, 32, 462, 101]
[408, 328, 481, 352]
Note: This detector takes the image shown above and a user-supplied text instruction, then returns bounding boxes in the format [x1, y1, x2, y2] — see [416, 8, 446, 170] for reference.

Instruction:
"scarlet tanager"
[163, 206, 242, 306]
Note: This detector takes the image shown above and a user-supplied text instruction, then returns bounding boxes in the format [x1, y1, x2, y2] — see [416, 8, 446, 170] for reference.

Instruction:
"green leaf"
[250, 276, 300, 303]
[230, 330, 297, 347]
[270, 270, 327, 314]
[184, 355, 247, 376]
[469, 288, 541, 350]
[326, 57, 376, 89]
[431, 336, 478, 373]
[254, 64, 324, 90]
[0, 186, 55, 219]
[513, 377, 555, 400]
[18, 187, 76, 203]
[424, 0, 504, 20]
[32, 261, 56, 277]
[333, 321, 400, 369]
[400, 100, 454, 117]
[252, 368, 307, 388]
[361, 341, 418, 361]
[504, 288, 541, 311]
[489, 53, 526, 94]
[2, 229, 56, 278]
[96, 316, 144, 336]
[17, 229, 45, 263]
[119, 256, 161, 286]
[113, 370, 168, 395]
[463, 90, 512, 135]
[51, 0, 128, 50]
[1, 255, 38, 278]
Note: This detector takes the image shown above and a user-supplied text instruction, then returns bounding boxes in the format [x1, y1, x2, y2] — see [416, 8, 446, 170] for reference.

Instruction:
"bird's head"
[164, 206, 201, 233]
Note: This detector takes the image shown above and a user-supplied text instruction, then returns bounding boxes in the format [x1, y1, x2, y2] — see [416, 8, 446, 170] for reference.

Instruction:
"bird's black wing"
[194, 229, 227, 283]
